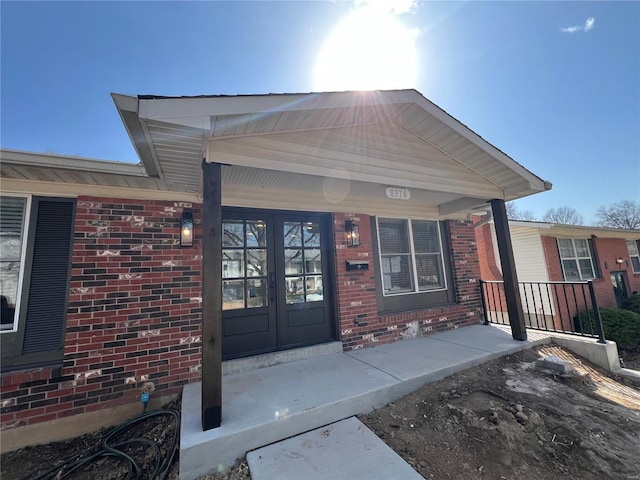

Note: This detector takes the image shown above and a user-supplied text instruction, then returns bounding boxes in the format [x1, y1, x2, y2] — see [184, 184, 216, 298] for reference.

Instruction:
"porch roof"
[114, 89, 551, 217]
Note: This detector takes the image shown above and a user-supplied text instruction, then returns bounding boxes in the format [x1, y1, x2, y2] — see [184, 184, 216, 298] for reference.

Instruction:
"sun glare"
[314, 7, 418, 92]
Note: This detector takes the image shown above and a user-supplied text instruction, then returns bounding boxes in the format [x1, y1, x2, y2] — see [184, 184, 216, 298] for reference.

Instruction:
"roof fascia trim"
[137, 90, 417, 121]
[408, 93, 551, 194]
[0, 148, 146, 176]
[112, 93, 162, 179]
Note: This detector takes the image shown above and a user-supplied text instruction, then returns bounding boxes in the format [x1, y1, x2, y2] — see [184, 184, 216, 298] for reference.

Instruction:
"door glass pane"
[246, 221, 267, 247]
[304, 249, 322, 274]
[246, 249, 267, 277]
[222, 250, 244, 278]
[247, 279, 267, 308]
[306, 275, 323, 302]
[223, 221, 244, 247]
[285, 276, 305, 304]
[284, 222, 302, 247]
[381, 255, 412, 293]
[416, 254, 443, 290]
[285, 249, 304, 275]
[223, 280, 245, 310]
[303, 222, 320, 247]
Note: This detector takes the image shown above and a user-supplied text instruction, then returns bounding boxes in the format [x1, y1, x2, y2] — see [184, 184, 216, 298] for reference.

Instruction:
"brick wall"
[333, 214, 483, 350]
[2, 203, 484, 432]
[1, 197, 203, 430]
[541, 235, 640, 330]
[474, 223, 503, 281]
[542, 235, 640, 309]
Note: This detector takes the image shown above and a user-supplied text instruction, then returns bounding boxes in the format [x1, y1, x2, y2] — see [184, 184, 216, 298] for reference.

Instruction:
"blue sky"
[1, 1, 638, 222]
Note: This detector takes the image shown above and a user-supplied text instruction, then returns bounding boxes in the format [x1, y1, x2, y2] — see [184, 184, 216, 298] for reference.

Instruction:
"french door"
[221, 208, 335, 360]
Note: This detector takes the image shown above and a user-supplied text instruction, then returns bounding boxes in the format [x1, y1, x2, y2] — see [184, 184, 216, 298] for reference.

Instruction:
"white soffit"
[113, 90, 551, 213]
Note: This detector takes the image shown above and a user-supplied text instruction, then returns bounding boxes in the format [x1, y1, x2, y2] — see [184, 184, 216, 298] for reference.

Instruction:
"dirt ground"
[2, 345, 639, 480]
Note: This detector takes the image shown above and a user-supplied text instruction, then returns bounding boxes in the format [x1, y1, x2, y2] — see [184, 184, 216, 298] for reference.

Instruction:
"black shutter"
[22, 199, 75, 354]
[588, 238, 601, 279]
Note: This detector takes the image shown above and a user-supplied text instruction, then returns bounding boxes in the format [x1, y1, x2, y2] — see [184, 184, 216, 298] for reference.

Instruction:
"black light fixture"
[181, 211, 194, 247]
[345, 220, 360, 247]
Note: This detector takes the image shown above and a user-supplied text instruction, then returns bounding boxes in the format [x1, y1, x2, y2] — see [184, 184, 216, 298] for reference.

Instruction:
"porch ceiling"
[113, 90, 551, 217]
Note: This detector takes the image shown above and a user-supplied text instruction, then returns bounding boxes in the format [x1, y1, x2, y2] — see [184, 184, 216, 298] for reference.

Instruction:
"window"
[377, 218, 446, 295]
[557, 238, 595, 281]
[627, 240, 640, 273]
[0, 196, 29, 332]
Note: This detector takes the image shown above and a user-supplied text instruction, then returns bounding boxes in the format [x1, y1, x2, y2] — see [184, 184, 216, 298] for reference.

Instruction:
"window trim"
[627, 240, 640, 274]
[375, 217, 448, 296]
[1, 193, 32, 334]
[557, 238, 596, 281]
[371, 217, 454, 314]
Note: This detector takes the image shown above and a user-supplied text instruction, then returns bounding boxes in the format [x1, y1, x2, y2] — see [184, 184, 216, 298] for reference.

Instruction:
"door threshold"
[222, 341, 343, 376]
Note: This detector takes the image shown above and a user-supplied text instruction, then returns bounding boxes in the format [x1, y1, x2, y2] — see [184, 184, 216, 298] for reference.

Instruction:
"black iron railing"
[480, 280, 606, 343]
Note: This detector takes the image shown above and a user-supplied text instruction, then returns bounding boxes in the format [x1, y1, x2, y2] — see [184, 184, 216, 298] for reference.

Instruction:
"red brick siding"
[333, 214, 482, 350]
[2, 204, 484, 431]
[541, 235, 640, 327]
[474, 223, 503, 281]
[1, 197, 204, 430]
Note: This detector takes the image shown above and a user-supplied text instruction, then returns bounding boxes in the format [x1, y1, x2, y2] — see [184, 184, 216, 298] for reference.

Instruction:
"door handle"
[269, 272, 276, 303]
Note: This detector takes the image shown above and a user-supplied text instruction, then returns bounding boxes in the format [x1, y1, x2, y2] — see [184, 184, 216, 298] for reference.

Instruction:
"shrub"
[577, 307, 640, 350]
[621, 294, 640, 315]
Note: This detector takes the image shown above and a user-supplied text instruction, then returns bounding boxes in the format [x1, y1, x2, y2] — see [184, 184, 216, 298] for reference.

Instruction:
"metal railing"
[480, 280, 606, 343]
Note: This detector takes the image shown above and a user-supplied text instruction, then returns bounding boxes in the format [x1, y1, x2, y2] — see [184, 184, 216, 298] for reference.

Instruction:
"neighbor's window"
[377, 218, 445, 295]
[627, 240, 640, 273]
[0, 196, 28, 331]
[557, 238, 595, 281]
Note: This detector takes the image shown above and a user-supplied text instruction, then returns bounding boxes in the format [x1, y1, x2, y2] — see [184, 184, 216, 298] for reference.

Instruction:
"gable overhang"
[113, 90, 551, 218]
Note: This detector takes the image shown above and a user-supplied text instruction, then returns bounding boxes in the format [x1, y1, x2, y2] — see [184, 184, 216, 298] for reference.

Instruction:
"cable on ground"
[30, 408, 180, 480]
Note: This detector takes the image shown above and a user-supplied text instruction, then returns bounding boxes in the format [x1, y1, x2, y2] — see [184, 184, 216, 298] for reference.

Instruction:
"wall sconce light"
[345, 220, 360, 248]
[616, 257, 624, 267]
[181, 211, 194, 247]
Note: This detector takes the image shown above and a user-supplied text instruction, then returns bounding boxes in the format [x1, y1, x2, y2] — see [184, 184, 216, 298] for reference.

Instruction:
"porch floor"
[180, 324, 552, 479]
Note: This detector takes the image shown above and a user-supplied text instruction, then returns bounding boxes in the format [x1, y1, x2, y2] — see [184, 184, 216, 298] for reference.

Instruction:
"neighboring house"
[0, 89, 549, 445]
[475, 220, 640, 327]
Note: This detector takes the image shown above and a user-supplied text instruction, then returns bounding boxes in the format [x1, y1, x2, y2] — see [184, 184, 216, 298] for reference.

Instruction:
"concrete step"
[247, 417, 424, 480]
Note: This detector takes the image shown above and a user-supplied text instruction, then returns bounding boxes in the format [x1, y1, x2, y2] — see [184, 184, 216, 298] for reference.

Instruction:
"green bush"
[621, 294, 640, 315]
[577, 307, 640, 350]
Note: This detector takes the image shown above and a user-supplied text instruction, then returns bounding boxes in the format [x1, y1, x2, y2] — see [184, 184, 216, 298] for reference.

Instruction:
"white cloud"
[561, 17, 595, 34]
[561, 25, 581, 33]
[584, 17, 595, 31]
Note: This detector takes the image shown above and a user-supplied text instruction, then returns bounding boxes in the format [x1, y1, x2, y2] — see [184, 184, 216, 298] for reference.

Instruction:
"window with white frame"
[0, 195, 29, 331]
[557, 238, 595, 281]
[377, 218, 446, 295]
[627, 240, 640, 273]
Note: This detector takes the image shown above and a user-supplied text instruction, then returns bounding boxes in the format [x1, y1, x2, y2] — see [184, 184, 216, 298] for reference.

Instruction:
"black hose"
[29, 409, 180, 480]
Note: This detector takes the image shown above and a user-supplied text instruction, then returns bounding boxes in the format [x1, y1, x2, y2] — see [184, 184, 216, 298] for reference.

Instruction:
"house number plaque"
[385, 187, 411, 200]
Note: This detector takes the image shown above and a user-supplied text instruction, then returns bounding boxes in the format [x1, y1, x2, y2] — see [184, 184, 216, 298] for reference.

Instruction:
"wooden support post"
[490, 199, 527, 341]
[201, 160, 222, 430]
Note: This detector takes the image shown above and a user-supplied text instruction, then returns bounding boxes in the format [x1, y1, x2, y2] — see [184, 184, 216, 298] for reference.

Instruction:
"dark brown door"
[221, 209, 334, 360]
[275, 214, 334, 349]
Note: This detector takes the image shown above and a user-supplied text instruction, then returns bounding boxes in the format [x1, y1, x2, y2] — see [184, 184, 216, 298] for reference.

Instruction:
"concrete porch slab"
[180, 352, 400, 479]
[179, 325, 551, 479]
[247, 417, 424, 480]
